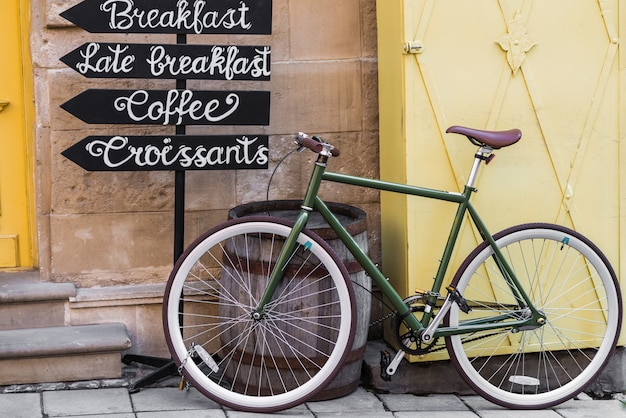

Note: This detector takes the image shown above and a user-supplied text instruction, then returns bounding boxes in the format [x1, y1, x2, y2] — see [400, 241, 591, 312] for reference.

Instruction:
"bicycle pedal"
[446, 285, 472, 314]
[380, 350, 392, 381]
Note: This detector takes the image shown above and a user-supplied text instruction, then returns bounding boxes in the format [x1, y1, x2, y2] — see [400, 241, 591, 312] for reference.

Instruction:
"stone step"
[0, 272, 76, 330]
[0, 323, 132, 385]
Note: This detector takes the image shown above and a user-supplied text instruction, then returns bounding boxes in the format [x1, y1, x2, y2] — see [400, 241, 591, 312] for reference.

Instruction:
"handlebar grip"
[295, 133, 340, 157]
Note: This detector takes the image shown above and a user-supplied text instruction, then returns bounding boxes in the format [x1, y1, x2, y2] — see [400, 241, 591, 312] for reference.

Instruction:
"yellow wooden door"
[0, 0, 35, 268]
[378, 0, 625, 358]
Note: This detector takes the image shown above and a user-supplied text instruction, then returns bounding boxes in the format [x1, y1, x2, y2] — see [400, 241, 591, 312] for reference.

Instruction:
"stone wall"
[31, 0, 380, 287]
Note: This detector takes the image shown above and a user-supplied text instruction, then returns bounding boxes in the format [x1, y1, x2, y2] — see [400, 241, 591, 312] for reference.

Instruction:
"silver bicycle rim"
[447, 226, 620, 408]
[164, 220, 354, 411]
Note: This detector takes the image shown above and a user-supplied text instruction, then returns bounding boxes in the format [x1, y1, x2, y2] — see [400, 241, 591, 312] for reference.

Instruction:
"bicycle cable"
[265, 146, 302, 202]
[350, 279, 399, 327]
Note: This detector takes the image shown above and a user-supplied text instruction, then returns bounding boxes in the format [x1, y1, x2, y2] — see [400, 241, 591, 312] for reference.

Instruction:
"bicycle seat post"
[466, 146, 494, 189]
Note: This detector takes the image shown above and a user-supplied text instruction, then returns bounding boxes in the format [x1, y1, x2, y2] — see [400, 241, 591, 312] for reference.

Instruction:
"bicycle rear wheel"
[445, 223, 622, 409]
[163, 216, 356, 412]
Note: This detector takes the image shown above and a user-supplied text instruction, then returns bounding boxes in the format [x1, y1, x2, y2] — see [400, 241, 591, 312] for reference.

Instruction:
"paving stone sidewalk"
[0, 386, 624, 417]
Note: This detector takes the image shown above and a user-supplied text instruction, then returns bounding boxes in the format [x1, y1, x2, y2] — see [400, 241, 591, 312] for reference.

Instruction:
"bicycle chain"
[369, 311, 396, 328]
[365, 284, 515, 354]
[371, 309, 510, 355]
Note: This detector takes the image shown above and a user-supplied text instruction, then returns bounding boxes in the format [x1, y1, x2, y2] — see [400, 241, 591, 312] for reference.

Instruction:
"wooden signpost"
[60, 0, 273, 389]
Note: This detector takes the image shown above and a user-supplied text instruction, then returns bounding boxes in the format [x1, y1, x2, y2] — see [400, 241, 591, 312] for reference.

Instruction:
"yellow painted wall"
[377, 0, 625, 358]
[0, 0, 36, 268]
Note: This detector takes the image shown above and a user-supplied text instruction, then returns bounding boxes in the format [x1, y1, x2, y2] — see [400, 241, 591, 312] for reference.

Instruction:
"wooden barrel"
[225, 200, 371, 400]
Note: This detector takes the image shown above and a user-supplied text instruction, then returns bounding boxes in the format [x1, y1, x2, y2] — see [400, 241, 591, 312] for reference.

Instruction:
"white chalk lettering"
[113, 90, 240, 125]
[84, 136, 268, 168]
[147, 45, 270, 79]
[100, 0, 252, 34]
[76, 43, 135, 74]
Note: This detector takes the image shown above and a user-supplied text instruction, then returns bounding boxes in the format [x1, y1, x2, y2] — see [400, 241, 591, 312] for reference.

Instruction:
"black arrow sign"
[62, 135, 269, 171]
[60, 0, 272, 34]
[60, 43, 271, 80]
[61, 0, 272, 35]
[61, 89, 270, 125]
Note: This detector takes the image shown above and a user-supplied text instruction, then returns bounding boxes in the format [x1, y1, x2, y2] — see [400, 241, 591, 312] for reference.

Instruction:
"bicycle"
[162, 126, 622, 412]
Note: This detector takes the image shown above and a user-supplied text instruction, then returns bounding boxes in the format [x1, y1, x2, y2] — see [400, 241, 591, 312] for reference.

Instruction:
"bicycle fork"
[252, 155, 329, 320]
[251, 207, 311, 320]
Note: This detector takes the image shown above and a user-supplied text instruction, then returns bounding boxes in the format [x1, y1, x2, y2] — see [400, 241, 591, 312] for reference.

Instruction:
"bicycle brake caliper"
[446, 285, 471, 314]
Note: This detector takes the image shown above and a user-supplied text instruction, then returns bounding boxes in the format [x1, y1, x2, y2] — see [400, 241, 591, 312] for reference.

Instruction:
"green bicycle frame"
[254, 150, 544, 339]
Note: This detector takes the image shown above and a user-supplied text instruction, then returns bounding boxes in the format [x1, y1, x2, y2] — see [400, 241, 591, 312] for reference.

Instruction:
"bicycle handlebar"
[295, 133, 340, 157]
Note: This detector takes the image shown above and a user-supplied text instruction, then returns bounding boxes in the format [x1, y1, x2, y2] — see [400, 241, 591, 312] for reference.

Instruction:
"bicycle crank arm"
[421, 296, 453, 342]
[385, 348, 406, 377]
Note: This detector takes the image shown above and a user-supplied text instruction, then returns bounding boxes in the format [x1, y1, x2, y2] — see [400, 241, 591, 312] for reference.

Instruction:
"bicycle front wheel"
[445, 223, 622, 409]
[163, 216, 356, 412]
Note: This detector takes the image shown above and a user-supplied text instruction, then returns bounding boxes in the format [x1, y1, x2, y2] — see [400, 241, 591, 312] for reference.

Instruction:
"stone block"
[45, 0, 80, 28]
[0, 393, 41, 418]
[49, 213, 173, 286]
[43, 388, 134, 416]
[184, 210, 231, 247]
[0, 324, 131, 385]
[270, 61, 363, 134]
[0, 274, 75, 302]
[0, 274, 75, 330]
[289, 0, 361, 60]
[316, 131, 379, 203]
[236, 135, 304, 203]
[0, 324, 131, 358]
[0, 301, 67, 330]
[130, 387, 222, 412]
[33, 68, 52, 128]
[306, 387, 386, 414]
[184, 171, 237, 211]
[361, 59, 380, 132]
[0, 353, 123, 385]
[361, 0, 378, 58]
[70, 285, 170, 358]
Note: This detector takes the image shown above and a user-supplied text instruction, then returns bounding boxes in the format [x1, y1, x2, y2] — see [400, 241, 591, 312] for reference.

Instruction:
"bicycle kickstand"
[380, 349, 406, 381]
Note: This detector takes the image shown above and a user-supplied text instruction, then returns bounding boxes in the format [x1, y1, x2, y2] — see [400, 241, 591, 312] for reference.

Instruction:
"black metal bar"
[174, 169, 185, 261]
[125, 356, 178, 392]
[124, 34, 187, 390]
[173, 55, 187, 259]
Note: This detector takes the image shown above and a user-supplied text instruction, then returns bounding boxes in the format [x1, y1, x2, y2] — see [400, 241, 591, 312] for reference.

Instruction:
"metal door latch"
[403, 42, 423, 54]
